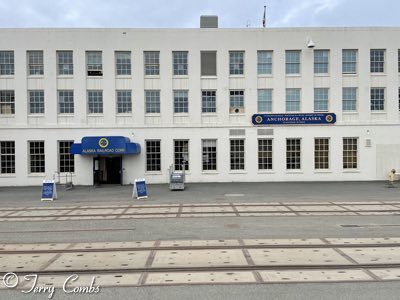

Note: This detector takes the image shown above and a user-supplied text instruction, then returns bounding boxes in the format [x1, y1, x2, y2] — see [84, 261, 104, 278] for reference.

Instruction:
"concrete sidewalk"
[0, 181, 399, 207]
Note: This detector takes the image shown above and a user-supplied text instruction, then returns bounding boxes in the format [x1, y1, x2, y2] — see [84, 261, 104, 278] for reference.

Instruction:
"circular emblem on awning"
[99, 138, 109, 148]
[255, 116, 263, 124]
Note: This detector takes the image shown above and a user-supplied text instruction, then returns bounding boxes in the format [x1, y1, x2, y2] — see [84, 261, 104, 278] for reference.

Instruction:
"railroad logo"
[255, 116, 263, 124]
[325, 114, 333, 123]
[98, 138, 109, 148]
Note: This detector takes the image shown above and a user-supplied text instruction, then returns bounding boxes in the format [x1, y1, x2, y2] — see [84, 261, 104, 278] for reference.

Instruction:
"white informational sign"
[41, 180, 57, 201]
[133, 178, 148, 200]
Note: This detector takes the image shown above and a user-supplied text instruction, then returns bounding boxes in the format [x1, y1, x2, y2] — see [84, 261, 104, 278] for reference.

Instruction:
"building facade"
[1, 24, 400, 186]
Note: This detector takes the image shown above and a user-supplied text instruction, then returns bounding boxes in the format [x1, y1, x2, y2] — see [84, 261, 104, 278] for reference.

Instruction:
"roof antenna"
[246, 20, 251, 28]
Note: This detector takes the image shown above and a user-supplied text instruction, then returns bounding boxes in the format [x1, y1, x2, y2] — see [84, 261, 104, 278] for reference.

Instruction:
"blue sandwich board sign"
[133, 178, 148, 200]
[41, 180, 57, 201]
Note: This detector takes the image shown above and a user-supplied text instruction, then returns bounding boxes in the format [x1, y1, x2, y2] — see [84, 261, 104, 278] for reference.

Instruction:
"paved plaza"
[1, 182, 400, 300]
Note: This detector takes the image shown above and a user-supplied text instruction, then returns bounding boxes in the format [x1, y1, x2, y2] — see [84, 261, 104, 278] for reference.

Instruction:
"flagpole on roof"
[263, 5, 267, 28]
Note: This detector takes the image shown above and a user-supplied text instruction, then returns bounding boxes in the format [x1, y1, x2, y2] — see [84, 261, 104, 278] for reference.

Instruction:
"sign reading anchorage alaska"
[252, 113, 336, 125]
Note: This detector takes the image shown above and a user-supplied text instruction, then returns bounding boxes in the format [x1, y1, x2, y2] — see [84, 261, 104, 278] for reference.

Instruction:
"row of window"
[0, 138, 358, 175]
[1, 87, 399, 116]
[0, 49, 399, 77]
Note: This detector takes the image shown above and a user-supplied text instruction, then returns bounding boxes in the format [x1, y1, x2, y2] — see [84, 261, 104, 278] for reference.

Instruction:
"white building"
[1, 17, 400, 186]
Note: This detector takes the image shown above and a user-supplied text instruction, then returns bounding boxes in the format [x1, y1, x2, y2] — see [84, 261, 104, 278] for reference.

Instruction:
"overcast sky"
[0, 0, 398, 28]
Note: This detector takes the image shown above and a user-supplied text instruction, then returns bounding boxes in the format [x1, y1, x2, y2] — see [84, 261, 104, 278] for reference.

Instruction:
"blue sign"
[41, 180, 57, 201]
[134, 179, 148, 199]
[252, 113, 336, 125]
[70, 136, 141, 155]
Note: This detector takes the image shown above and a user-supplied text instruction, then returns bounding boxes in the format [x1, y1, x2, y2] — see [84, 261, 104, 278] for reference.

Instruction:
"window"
[87, 90, 103, 114]
[343, 138, 358, 169]
[314, 88, 329, 112]
[57, 51, 73, 75]
[0, 51, 14, 75]
[58, 90, 74, 114]
[202, 139, 217, 171]
[342, 87, 357, 112]
[257, 51, 272, 75]
[173, 51, 188, 75]
[286, 139, 301, 170]
[314, 50, 329, 74]
[116, 90, 132, 114]
[285, 50, 300, 74]
[370, 49, 385, 73]
[229, 51, 244, 75]
[29, 141, 45, 173]
[202, 90, 216, 113]
[28, 90, 44, 114]
[146, 140, 161, 171]
[115, 51, 131, 75]
[398, 50, 400, 73]
[342, 49, 357, 74]
[145, 90, 160, 113]
[230, 139, 245, 170]
[86, 51, 102, 76]
[258, 139, 272, 170]
[174, 140, 189, 171]
[371, 88, 385, 111]
[144, 51, 160, 75]
[201, 51, 216, 76]
[59, 141, 74, 173]
[0, 141, 15, 174]
[314, 138, 329, 169]
[173, 90, 188, 113]
[286, 88, 300, 112]
[257, 89, 272, 112]
[0, 90, 15, 114]
[27, 51, 44, 75]
[229, 90, 244, 113]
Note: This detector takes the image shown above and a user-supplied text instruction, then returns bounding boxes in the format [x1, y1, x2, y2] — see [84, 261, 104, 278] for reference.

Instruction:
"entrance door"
[105, 157, 122, 184]
[93, 156, 122, 185]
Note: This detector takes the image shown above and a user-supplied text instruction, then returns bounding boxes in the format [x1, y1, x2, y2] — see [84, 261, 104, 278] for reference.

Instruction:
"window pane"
[57, 51, 73, 75]
[0, 51, 15, 75]
[145, 90, 160, 113]
[314, 138, 329, 169]
[258, 139, 272, 170]
[58, 90, 74, 114]
[286, 139, 301, 170]
[146, 140, 161, 171]
[202, 139, 217, 170]
[229, 51, 244, 75]
[201, 51, 216, 76]
[230, 139, 245, 170]
[174, 140, 189, 171]
[286, 89, 300, 112]
[116, 90, 132, 114]
[257, 89, 272, 112]
[115, 51, 131, 75]
[173, 51, 188, 75]
[257, 51, 272, 75]
[173, 90, 188, 113]
[202, 90, 216, 113]
[144, 51, 160, 75]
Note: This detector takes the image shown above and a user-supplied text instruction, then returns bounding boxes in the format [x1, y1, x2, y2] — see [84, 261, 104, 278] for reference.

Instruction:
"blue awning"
[70, 136, 141, 155]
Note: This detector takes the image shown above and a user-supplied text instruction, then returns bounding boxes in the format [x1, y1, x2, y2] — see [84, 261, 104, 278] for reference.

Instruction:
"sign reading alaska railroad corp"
[80, 136, 127, 154]
[252, 113, 336, 125]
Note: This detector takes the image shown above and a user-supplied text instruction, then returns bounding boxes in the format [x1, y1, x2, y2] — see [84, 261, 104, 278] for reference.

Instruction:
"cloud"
[271, 0, 344, 27]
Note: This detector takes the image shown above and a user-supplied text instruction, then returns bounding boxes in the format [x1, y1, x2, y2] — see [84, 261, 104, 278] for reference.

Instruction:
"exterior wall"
[0, 27, 400, 186]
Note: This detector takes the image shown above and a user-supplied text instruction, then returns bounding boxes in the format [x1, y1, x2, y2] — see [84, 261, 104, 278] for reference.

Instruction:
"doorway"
[93, 156, 122, 185]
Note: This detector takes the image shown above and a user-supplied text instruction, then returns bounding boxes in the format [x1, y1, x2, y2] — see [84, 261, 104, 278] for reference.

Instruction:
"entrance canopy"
[70, 136, 141, 155]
